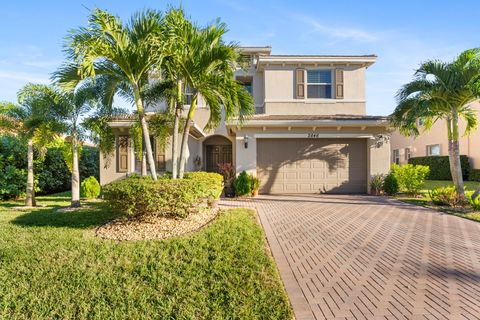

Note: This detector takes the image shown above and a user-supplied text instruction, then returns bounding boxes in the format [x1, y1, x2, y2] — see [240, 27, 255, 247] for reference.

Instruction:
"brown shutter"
[295, 69, 305, 99]
[155, 138, 166, 171]
[335, 69, 344, 99]
[117, 135, 129, 173]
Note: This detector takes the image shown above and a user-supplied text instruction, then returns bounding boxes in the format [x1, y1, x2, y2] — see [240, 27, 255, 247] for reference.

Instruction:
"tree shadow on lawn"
[10, 202, 120, 229]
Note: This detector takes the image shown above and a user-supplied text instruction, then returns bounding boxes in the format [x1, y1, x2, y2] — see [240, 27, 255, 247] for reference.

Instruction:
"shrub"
[217, 163, 235, 187]
[383, 173, 399, 196]
[370, 174, 385, 195]
[466, 191, 480, 210]
[0, 136, 27, 199]
[81, 176, 101, 199]
[80, 146, 99, 182]
[470, 169, 480, 182]
[250, 175, 260, 193]
[234, 171, 252, 196]
[36, 148, 71, 195]
[102, 172, 223, 218]
[409, 155, 470, 180]
[184, 171, 223, 199]
[391, 164, 430, 196]
[429, 186, 467, 207]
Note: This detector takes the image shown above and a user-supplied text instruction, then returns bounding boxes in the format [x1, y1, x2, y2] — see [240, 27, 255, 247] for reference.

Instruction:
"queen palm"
[20, 83, 100, 207]
[55, 8, 166, 180]
[391, 49, 480, 198]
[165, 8, 254, 178]
[0, 84, 59, 207]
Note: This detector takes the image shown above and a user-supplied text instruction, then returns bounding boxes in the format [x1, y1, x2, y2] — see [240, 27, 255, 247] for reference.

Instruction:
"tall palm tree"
[164, 8, 254, 178]
[391, 49, 480, 199]
[19, 83, 100, 207]
[0, 84, 59, 207]
[55, 8, 166, 180]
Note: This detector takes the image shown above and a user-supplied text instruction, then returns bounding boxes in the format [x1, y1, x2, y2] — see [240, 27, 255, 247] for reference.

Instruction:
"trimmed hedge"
[470, 169, 480, 182]
[102, 172, 224, 218]
[81, 176, 101, 199]
[408, 155, 470, 180]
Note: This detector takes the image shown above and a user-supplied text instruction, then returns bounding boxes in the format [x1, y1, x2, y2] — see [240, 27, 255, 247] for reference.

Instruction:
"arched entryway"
[203, 135, 232, 172]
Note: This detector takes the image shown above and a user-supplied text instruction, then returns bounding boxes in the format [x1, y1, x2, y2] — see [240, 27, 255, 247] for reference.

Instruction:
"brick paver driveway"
[221, 195, 480, 320]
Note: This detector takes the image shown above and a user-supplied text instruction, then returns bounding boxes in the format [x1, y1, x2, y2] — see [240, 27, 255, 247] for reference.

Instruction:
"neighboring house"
[101, 46, 391, 194]
[390, 101, 480, 169]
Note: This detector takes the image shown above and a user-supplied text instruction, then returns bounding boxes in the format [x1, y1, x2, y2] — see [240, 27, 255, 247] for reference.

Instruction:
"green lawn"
[0, 194, 292, 319]
[397, 180, 480, 222]
[422, 180, 479, 192]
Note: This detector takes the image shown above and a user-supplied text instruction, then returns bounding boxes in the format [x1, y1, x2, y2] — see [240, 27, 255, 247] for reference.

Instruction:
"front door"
[206, 145, 232, 172]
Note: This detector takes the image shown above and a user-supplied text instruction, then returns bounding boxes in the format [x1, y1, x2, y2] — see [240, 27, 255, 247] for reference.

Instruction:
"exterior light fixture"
[244, 135, 249, 148]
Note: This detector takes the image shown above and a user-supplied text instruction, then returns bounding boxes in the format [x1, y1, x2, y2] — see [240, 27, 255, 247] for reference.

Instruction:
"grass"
[396, 180, 480, 222]
[0, 194, 292, 319]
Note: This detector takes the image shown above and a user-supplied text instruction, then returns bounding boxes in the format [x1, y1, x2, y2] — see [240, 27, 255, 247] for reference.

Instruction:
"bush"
[370, 174, 385, 195]
[250, 175, 260, 193]
[0, 136, 27, 200]
[409, 155, 470, 180]
[184, 171, 223, 199]
[234, 171, 252, 196]
[429, 186, 467, 207]
[102, 172, 223, 218]
[470, 169, 480, 182]
[36, 148, 71, 195]
[391, 164, 430, 195]
[81, 176, 101, 199]
[383, 173, 399, 196]
[80, 146, 99, 182]
[466, 191, 480, 210]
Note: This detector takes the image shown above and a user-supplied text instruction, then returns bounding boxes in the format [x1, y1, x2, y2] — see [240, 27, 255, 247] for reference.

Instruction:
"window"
[243, 82, 253, 95]
[405, 148, 411, 161]
[134, 137, 166, 172]
[307, 70, 332, 99]
[427, 144, 441, 156]
[184, 85, 195, 105]
[393, 149, 400, 165]
[418, 119, 425, 126]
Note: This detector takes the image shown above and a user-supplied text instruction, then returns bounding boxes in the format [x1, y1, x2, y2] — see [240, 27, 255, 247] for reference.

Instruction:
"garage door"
[257, 138, 367, 194]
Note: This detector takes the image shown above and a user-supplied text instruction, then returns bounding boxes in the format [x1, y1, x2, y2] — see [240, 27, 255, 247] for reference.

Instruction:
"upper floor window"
[426, 144, 440, 156]
[405, 147, 411, 161]
[392, 149, 400, 165]
[184, 85, 195, 105]
[307, 70, 332, 99]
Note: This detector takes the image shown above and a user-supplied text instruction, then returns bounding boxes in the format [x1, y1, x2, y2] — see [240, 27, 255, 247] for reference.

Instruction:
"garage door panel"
[257, 138, 367, 194]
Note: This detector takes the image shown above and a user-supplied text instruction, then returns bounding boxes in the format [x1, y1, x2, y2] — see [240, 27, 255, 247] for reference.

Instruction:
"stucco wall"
[390, 102, 480, 168]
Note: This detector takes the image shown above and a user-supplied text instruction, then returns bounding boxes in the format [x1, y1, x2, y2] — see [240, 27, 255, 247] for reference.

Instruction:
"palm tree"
[0, 84, 59, 207]
[391, 49, 480, 199]
[164, 8, 254, 178]
[19, 83, 100, 207]
[55, 8, 166, 180]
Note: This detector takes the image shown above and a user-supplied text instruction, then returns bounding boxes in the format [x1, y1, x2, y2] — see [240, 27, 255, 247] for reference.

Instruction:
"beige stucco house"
[390, 101, 480, 169]
[100, 46, 391, 194]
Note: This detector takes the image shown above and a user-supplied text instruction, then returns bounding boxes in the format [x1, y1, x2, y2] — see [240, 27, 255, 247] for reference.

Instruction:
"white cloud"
[0, 70, 50, 84]
[295, 14, 378, 43]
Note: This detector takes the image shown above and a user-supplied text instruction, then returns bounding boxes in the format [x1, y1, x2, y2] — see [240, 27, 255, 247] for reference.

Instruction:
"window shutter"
[335, 69, 344, 99]
[295, 69, 305, 99]
[117, 136, 129, 173]
[155, 138, 166, 171]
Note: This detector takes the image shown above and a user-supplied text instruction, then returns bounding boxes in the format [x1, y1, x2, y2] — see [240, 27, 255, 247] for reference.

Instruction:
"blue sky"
[1, 0, 479, 115]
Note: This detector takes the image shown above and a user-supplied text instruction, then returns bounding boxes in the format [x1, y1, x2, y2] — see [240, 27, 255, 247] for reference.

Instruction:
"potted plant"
[250, 175, 260, 197]
[217, 163, 235, 197]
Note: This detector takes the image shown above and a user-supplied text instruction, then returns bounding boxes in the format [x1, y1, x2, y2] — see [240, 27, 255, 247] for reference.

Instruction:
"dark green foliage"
[0, 136, 27, 199]
[409, 155, 471, 180]
[80, 146, 99, 182]
[383, 173, 399, 196]
[429, 186, 468, 207]
[234, 171, 252, 196]
[81, 176, 100, 199]
[469, 169, 480, 182]
[35, 148, 71, 195]
[102, 172, 224, 218]
[0, 194, 292, 319]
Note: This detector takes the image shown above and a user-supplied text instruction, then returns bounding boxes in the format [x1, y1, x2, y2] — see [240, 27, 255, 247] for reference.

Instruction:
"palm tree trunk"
[172, 81, 182, 179]
[178, 95, 197, 179]
[449, 113, 466, 198]
[133, 83, 157, 181]
[71, 135, 81, 207]
[25, 138, 36, 207]
[141, 137, 147, 176]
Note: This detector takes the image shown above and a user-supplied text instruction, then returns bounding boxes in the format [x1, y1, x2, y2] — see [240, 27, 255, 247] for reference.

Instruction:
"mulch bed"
[95, 207, 220, 241]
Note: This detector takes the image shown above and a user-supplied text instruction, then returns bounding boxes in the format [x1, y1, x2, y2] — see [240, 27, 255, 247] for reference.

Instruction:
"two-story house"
[100, 46, 391, 194]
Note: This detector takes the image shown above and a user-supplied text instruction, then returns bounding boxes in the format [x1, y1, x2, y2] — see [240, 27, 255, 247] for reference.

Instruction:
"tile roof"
[249, 114, 390, 121]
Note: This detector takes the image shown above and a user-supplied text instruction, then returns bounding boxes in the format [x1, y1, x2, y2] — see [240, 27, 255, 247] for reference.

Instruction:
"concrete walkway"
[221, 195, 480, 320]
